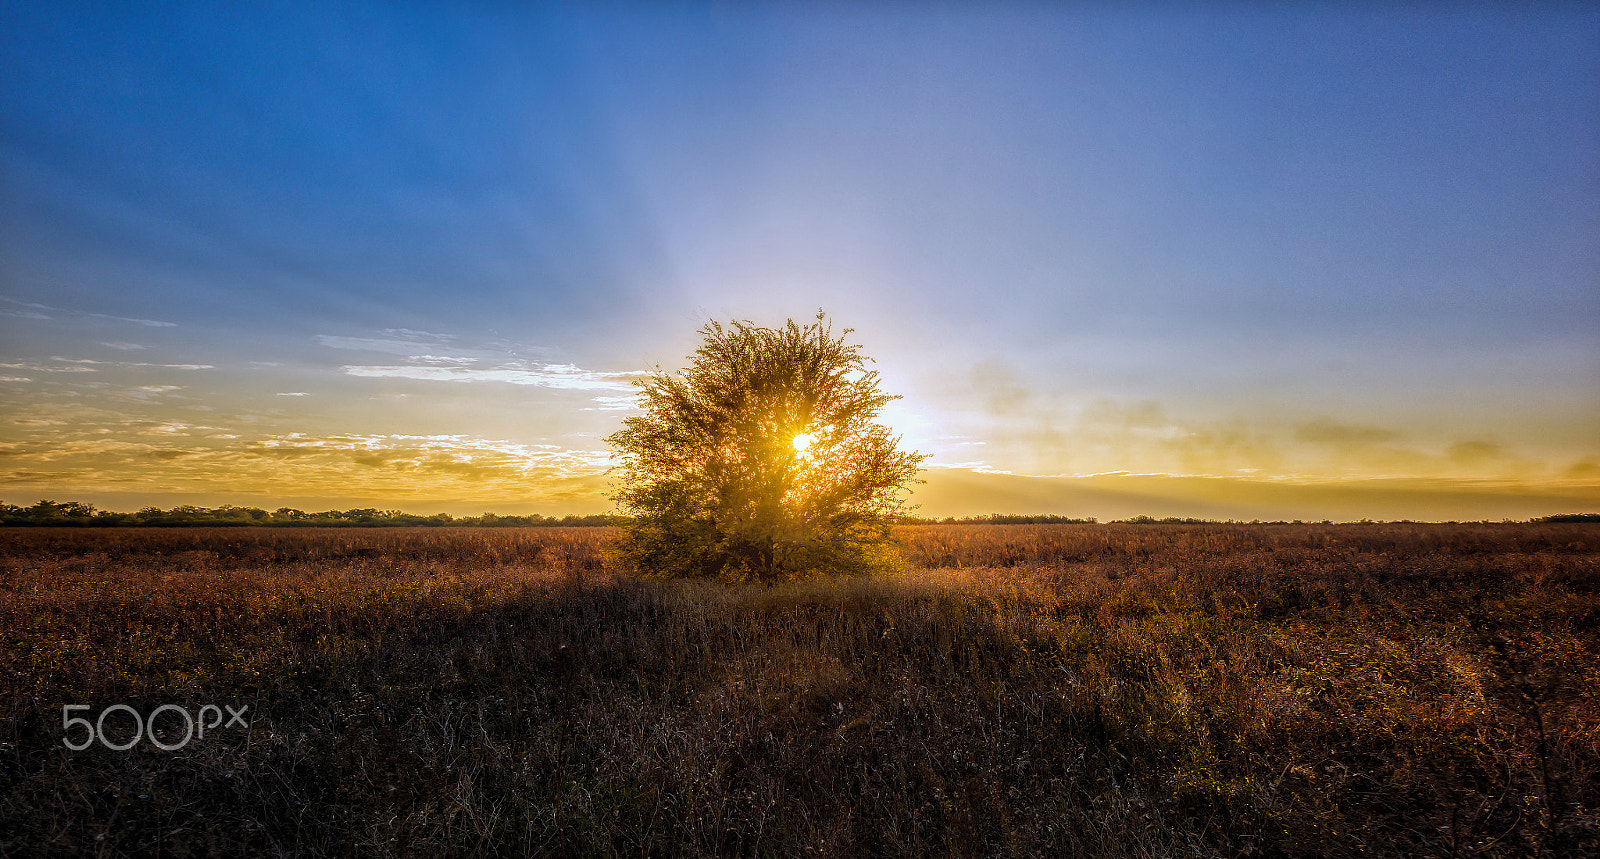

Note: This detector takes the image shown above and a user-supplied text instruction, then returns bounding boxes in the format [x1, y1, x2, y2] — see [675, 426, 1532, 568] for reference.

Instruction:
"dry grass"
[1, 523, 1597, 857]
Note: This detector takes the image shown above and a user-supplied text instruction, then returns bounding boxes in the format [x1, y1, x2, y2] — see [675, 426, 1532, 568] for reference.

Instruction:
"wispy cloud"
[582, 394, 641, 411]
[49, 357, 213, 370]
[343, 363, 641, 392]
[315, 335, 457, 356]
[0, 362, 96, 374]
[1566, 459, 1600, 480]
[410, 354, 483, 365]
[142, 422, 202, 435]
[315, 329, 560, 365]
[243, 433, 614, 473]
[0, 297, 176, 327]
[1295, 417, 1401, 446]
[382, 328, 454, 341]
[313, 328, 624, 398]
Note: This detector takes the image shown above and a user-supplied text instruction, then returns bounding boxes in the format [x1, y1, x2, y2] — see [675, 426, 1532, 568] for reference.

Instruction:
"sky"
[2, 1, 1597, 521]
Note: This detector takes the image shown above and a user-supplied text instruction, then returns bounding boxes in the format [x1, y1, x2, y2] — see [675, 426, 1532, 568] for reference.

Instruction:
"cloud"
[315, 330, 560, 365]
[913, 469, 1600, 522]
[1034, 397, 1284, 478]
[49, 357, 213, 370]
[315, 335, 454, 356]
[382, 328, 455, 341]
[1447, 440, 1507, 465]
[0, 424, 620, 509]
[0, 297, 175, 327]
[1565, 458, 1600, 480]
[0, 470, 88, 483]
[312, 328, 603, 403]
[410, 354, 483, 365]
[951, 392, 1562, 483]
[0, 362, 96, 374]
[342, 363, 641, 392]
[215, 432, 619, 498]
[582, 394, 642, 411]
[125, 385, 183, 400]
[239, 433, 614, 473]
[142, 423, 196, 435]
[241, 439, 325, 459]
[99, 342, 147, 351]
[1294, 417, 1401, 446]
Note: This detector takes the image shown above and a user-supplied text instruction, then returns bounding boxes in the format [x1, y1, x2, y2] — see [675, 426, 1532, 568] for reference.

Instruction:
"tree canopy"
[606, 314, 927, 583]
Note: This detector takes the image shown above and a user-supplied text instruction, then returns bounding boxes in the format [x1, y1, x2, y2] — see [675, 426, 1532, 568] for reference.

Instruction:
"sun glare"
[792, 433, 814, 455]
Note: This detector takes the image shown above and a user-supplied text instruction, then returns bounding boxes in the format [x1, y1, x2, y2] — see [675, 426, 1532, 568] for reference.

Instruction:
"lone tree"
[607, 313, 927, 584]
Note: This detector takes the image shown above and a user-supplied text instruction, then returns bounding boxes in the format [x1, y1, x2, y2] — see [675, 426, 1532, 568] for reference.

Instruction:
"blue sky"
[2, 2, 1597, 519]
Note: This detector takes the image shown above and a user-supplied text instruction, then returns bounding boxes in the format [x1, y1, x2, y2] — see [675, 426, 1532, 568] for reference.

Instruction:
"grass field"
[2, 523, 1597, 857]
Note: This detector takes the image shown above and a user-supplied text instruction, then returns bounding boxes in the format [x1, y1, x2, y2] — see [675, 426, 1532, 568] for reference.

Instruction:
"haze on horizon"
[2, 2, 1597, 523]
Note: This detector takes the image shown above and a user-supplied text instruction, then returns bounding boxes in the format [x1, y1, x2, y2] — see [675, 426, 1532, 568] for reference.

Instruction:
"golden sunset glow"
[0, 4, 1594, 521]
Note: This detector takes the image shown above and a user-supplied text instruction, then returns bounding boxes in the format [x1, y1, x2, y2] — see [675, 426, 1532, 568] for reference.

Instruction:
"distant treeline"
[904, 514, 1337, 525]
[1531, 512, 1600, 523]
[902, 513, 1099, 525]
[915, 513, 1600, 526]
[3, 500, 1596, 528]
[0, 500, 627, 528]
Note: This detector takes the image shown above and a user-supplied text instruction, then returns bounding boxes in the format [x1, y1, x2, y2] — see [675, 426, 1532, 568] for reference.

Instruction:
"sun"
[792, 433, 814, 455]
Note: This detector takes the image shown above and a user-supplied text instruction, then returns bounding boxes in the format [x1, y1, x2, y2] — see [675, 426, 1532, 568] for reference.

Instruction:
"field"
[2, 524, 1597, 858]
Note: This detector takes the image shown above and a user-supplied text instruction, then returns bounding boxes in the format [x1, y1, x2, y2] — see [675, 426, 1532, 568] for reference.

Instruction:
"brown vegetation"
[1, 523, 1597, 857]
